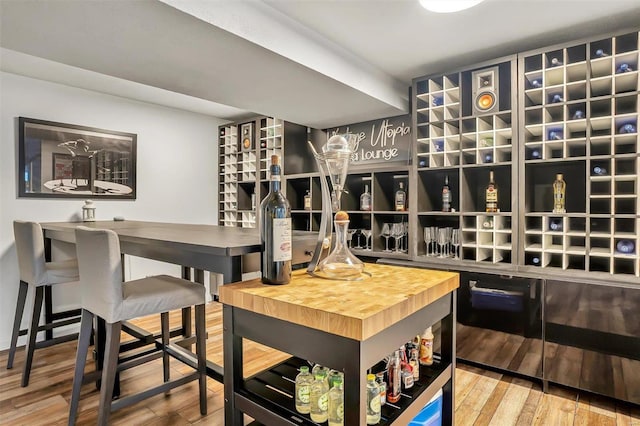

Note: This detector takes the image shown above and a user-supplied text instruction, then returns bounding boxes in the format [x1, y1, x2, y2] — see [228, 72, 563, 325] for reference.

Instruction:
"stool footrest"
[110, 372, 200, 412]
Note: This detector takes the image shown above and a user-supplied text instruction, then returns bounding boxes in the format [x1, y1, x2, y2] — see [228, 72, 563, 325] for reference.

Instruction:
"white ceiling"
[1, 0, 639, 129]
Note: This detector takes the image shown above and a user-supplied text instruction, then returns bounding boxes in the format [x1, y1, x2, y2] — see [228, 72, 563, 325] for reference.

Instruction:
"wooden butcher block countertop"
[219, 264, 459, 341]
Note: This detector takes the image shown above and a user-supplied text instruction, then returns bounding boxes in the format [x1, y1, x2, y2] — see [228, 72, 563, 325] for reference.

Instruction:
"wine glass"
[437, 228, 448, 258]
[402, 222, 409, 252]
[392, 223, 403, 253]
[346, 229, 357, 248]
[429, 226, 438, 256]
[424, 227, 433, 256]
[451, 229, 461, 259]
[353, 229, 363, 249]
[444, 227, 453, 257]
[361, 229, 372, 250]
[381, 223, 392, 252]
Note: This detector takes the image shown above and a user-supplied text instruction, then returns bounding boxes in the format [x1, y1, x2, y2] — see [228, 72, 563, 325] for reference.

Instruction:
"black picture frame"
[18, 117, 137, 199]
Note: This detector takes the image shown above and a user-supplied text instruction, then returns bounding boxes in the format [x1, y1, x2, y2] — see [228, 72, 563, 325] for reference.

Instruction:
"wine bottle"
[552, 173, 566, 213]
[260, 155, 292, 285]
[551, 93, 564, 103]
[304, 190, 312, 211]
[618, 123, 636, 134]
[442, 175, 451, 212]
[616, 63, 632, 73]
[592, 166, 607, 176]
[360, 184, 372, 211]
[594, 48, 607, 58]
[395, 182, 406, 211]
[485, 170, 498, 213]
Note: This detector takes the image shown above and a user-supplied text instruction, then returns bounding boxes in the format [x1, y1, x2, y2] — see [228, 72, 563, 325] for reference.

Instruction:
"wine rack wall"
[414, 58, 517, 267]
[520, 31, 639, 278]
[411, 29, 639, 281]
[218, 117, 307, 229]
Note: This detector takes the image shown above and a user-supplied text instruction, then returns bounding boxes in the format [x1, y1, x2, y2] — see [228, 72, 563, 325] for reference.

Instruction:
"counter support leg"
[341, 340, 366, 425]
[181, 267, 193, 338]
[223, 305, 244, 426]
[441, 291, 456, 426]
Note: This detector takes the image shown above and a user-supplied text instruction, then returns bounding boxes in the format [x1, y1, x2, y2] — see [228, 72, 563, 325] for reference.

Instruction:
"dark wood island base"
[220, 263, 459, 425]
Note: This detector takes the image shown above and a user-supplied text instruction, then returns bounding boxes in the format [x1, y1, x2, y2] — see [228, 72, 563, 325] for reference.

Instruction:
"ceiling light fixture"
[419, 0, 485, 13]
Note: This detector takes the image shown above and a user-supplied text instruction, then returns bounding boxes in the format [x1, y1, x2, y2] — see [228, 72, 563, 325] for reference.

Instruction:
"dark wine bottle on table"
[260, 155, 292, 284]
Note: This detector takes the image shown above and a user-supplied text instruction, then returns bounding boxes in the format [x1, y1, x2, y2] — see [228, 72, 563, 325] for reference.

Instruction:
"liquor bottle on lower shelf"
[310, 370, 329, 423]
[395, 182, 407, 211]
[387, 350, 401, 404]
[366, 374, 381, 425]
[295, 366, 313, 414]
[328, 376, 344, 426]
[260, 155, 292, 285]
[399, 344, 414, 390]
[360, 184, 372, 211]
[442, 175, 451, 212]
[375, 372, 386, 406]
[552, 173, 566, 213]
[485, 171, 499, 213]
[419, 327, 434, 366]
[304, 190, 312, 211]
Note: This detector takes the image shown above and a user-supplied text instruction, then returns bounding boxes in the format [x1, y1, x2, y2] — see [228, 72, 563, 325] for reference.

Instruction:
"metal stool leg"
[7, 281, 28, 369]
[161, 311, 170, 394]
[68, 309, 95, 426]
[22, 286, 44, 387]
[195, 303, 207, 415]
[97, 322, 121, 426]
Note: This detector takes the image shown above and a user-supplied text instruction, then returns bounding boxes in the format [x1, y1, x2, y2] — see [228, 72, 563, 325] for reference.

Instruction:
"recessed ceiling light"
[419, 0, 485, 13]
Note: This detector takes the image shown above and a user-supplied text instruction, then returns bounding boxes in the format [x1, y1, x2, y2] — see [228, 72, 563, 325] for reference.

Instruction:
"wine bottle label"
[272, 218, 292, 261]
[486, 188, 497, 202]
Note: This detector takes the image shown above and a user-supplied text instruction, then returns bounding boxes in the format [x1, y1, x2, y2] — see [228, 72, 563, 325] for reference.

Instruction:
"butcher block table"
[220, 263, 459, 426]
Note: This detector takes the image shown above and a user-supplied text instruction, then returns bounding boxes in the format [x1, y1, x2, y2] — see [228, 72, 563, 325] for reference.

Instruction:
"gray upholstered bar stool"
[8, 220, 82, 387]
[68, 226, 207, 426]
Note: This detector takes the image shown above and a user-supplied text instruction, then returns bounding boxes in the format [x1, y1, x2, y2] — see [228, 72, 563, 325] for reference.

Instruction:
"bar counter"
[220, 263, 459, 425]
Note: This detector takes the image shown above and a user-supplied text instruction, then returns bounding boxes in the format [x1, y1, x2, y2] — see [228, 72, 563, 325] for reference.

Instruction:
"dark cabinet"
[544, 280, 640, 404]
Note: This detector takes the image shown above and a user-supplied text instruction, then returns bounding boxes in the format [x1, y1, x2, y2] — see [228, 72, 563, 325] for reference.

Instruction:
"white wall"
[0, 71, 224, 350]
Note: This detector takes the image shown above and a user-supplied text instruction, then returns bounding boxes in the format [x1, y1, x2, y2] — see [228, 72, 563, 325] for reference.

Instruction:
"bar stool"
[8, 220, 82, 387]
[68, 226, 207, 426]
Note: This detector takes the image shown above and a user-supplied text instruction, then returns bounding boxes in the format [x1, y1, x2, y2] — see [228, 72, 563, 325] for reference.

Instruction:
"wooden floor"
[1, 302, 638, 425]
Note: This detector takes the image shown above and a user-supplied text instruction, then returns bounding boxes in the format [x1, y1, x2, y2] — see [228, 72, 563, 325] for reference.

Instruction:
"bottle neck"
[270, 165, 281, 192]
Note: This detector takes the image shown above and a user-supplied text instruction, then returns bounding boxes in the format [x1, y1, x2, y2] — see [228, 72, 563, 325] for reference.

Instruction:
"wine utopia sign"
[327, 115, 411, 165]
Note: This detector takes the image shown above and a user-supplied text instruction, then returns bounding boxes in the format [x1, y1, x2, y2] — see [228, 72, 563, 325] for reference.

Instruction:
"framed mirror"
[18, 117, 137, 199]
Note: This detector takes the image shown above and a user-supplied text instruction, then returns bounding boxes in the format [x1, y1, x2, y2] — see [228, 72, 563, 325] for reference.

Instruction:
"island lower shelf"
[242, 356, 451, 426]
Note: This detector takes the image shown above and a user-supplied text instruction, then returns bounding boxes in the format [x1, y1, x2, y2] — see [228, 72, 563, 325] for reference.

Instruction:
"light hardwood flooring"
[1, 302, 638, 425]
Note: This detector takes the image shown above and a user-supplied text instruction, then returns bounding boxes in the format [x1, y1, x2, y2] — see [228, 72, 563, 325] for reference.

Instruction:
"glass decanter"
[318, 211, 364, 279]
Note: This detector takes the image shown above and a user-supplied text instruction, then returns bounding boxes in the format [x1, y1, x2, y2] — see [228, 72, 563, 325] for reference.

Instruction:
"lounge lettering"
[329, 115, 411, 165]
